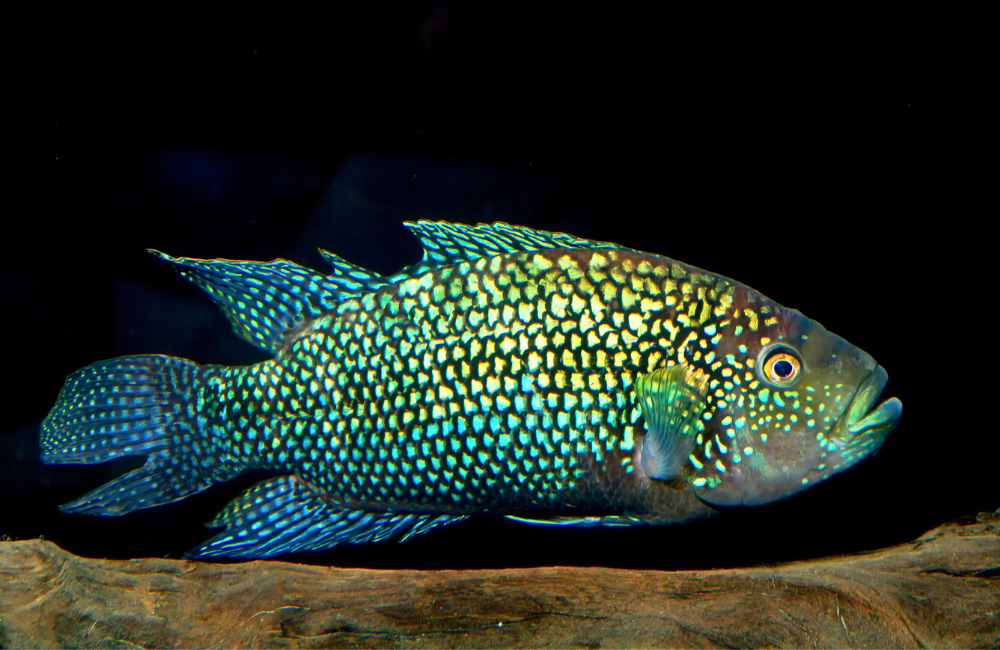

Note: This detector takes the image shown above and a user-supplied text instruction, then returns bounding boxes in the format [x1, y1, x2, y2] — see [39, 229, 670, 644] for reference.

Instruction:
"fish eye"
[758, 344, 802, 387]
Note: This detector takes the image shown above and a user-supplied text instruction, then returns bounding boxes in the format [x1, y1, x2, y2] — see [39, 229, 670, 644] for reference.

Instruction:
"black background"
[3, 5, 992, 569]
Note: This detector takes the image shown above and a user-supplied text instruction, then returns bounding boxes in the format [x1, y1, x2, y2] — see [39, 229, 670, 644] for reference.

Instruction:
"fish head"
[689, 303, 902, 507]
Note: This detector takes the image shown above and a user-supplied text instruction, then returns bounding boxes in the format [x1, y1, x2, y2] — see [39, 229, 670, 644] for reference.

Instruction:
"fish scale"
[219, 247, 733, 513]
[41, 220, 902, 558]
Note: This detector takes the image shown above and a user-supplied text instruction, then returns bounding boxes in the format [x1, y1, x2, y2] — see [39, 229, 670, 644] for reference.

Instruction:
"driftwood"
[0, 512, 997, 649]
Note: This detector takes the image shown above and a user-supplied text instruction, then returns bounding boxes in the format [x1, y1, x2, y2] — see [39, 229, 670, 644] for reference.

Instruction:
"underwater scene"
[5, 6, 993, 576]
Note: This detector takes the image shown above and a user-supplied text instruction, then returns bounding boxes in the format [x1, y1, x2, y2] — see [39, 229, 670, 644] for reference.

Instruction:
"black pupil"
[773, 359, 794, 378]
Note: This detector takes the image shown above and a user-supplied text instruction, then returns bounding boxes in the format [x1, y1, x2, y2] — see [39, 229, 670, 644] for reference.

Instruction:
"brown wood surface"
[1, 510, 997, 649]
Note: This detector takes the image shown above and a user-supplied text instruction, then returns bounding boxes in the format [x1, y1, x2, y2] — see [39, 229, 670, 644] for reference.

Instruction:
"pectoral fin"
[636, 364, 709, 481]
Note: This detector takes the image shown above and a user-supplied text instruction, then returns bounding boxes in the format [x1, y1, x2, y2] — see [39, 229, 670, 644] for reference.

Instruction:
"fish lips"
[842, 366, 903, 440]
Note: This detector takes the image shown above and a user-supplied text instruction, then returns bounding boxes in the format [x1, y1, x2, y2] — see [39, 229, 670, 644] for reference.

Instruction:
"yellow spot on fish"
[621, 286, 636, 309]
[551, 294, 568, 318]
[641, 297, 664, 312]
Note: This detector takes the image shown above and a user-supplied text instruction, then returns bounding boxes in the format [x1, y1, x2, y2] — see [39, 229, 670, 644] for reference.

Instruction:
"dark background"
[4, 5, 992, 569]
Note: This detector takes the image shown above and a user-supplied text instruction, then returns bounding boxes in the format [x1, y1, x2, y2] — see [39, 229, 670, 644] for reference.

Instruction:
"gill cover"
[692, 317, 902, 507]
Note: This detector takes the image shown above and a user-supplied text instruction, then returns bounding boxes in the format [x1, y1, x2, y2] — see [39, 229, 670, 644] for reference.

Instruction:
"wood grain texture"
[1, 511, 997, 649]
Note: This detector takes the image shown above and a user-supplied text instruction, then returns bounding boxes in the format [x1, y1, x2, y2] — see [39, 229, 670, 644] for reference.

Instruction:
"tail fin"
[41, 355, 235, 515]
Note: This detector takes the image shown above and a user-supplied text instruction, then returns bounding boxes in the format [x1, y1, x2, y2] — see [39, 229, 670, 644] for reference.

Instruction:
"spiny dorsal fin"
[636, 363, 710, 481]
[317, 248, 391, 293]
[395, 220, 624, 279]
[149, 251, 346, 355]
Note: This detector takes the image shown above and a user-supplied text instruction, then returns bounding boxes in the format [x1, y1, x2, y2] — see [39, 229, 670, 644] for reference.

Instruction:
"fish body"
[41, 221, 902, 558]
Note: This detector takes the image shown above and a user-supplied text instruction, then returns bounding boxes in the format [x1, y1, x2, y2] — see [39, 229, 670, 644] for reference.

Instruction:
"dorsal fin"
[149, 251, 346, 355]
[151, 221, 624, 354]
[394, 220, 624, 279]
[317, 249, 391, 293]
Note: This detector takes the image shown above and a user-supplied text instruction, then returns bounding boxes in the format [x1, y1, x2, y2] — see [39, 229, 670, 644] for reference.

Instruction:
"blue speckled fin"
[636, 364, 710, 481]
[396, 220, 624, 279]
[505, 514, 641, 527]
[41, 355, 237, 514]
[317, 249, 392, 293]
[149, 251, 348, 355]
[187, 475, 466, 559]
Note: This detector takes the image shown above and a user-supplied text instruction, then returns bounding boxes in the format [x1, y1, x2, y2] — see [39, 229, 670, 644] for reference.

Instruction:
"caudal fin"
[41, 355, 233, 515]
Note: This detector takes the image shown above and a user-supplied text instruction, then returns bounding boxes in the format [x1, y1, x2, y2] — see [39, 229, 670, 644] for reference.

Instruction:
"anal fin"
[187, 475, 465, 559]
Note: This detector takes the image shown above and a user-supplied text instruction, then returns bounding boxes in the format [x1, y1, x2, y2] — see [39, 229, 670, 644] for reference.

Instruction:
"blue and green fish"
[41, 221, 902, 558]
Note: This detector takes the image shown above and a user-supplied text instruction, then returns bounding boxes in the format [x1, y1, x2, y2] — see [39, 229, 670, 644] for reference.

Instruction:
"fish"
[41, 220, 902, 559]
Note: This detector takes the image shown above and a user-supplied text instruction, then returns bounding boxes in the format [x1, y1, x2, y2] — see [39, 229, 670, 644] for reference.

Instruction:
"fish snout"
[842, 366, 902, 440]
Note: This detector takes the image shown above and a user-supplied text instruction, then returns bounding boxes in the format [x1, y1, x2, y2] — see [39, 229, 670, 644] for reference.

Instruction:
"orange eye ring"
[758, 345, 802, 387]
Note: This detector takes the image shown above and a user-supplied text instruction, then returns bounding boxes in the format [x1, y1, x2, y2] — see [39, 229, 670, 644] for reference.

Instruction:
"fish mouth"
[842, 366, 903, 439]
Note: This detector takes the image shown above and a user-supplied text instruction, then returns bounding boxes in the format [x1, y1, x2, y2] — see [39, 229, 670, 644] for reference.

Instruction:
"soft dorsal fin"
[394, 220, 624, 279]
[149, 251, 346, 355]
[636, 363, 710, 481]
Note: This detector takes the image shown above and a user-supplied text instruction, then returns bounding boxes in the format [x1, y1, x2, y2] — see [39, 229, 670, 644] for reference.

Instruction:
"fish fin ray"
[505, 514, 640, 527]
[149, 250, 344, 354]
[317, 249, 391, 293]
[58, 453, 216, 515]
[186, 475, 466, 559]
[396, 220, 624, 277]
[41, 355, 236, 514]
[636, 363, 710, 480]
